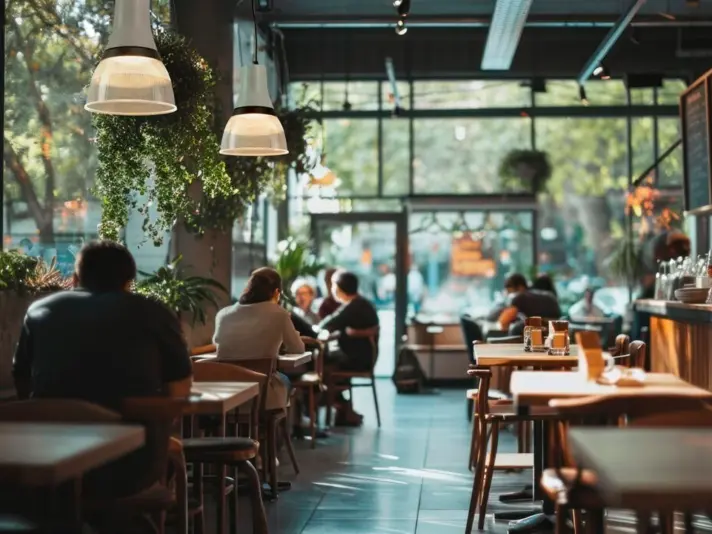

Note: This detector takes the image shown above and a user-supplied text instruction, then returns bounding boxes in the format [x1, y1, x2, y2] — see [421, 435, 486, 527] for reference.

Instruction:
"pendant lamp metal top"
[220, 0, 287, 157]
[220, 64, 288, 156]
[85, 0, 176, 116]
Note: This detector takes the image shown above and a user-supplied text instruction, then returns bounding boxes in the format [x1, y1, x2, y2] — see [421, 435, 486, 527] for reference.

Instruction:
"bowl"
[674, 287, 709, 304]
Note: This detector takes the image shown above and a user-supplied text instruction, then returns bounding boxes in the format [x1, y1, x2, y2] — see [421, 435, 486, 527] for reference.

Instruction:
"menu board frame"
[680, 69, 712, 215]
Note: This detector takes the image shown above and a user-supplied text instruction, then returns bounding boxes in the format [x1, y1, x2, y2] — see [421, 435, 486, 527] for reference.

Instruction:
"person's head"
[584, 287, 596, 305]
[532, 274, 557, 297]
[504, 273, 528, 295]
[331, 269, 359, 303]
[291, 278, 315, 310]
[239, 267, 282, 305]
[73, 240, 136, 293]
[323, 268, 337, 297]
[667, 231, 691, 259]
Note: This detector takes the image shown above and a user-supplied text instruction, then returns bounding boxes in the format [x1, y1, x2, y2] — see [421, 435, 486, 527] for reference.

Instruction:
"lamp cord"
[252, 0, 258, 65]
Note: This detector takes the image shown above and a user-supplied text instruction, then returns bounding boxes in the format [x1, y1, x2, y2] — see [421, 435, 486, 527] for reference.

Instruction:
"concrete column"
[171, 0, 235, 346]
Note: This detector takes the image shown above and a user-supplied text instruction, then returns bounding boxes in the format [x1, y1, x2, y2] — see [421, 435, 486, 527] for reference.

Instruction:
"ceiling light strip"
[481, 0, 533, 70]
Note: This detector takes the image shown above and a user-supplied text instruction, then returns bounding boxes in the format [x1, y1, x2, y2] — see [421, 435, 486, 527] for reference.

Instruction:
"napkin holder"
[575, 331, 605, 381]
[523, 317, 543, 352]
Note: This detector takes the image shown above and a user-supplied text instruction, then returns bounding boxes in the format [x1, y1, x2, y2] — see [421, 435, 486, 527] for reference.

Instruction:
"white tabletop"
[511, 371, 712, 406]
[191, 352, 313, 370]
[0, 423, 145, 487]
[474, 343, 579, 367]
[186, 381, 260, 415]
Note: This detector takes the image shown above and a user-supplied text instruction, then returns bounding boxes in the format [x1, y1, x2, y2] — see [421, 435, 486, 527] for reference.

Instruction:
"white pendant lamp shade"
[85, 0, 175, 116]
[220, 65, 288, 157]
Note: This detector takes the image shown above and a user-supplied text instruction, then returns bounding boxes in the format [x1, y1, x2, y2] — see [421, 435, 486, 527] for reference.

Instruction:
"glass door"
[311, 212, 407, 378]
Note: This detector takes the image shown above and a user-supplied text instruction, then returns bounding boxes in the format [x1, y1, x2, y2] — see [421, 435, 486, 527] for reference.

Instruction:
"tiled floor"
[241, 380, 712, 534]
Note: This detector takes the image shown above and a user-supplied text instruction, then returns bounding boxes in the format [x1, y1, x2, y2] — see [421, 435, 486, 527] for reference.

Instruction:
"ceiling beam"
[577, 0, 648, 85]
[481, 0, 533, 70]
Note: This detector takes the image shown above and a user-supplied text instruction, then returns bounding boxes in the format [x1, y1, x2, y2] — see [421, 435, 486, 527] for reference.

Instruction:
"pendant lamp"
[85, 0, 176, 116]
[220, 0, 288, 156]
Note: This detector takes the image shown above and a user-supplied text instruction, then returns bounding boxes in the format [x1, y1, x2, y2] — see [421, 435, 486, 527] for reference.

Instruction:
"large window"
[3, 0, 171, 274]
[413, 118, 532, 194]
[413, 80, 531, 109]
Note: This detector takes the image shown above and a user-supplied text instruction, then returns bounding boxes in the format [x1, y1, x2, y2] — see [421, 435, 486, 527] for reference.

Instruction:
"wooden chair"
[609, 334, 630, 357]
[0, 398, 187, 534]
[466, 367, 543, 533]
[325, 325, 381, 427]
[544, 394, 712, 534]
[292, 340, 326, 448]
[215, 357, 300, 496]
[185, 361, 267, 534]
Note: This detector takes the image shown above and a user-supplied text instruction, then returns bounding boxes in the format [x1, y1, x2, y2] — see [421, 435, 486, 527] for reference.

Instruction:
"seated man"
[568, 288, 606, 320]
[13, 240, 193, 497]
[488, 273, 561, 332]
[317, 270, 379, 426]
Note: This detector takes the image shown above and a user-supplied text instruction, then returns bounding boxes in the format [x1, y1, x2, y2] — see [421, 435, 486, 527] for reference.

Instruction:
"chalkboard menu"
[681, 70, 712, 213]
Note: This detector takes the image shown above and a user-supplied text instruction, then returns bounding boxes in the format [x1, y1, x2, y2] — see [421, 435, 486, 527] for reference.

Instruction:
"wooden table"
[568, 428, 712, 510]
[190, 352, 313, 370]
[0, 423, 145, 487]
[474, 343, 579, 368]
[185, 382, 260, 416]
[511, 371, 712, 407]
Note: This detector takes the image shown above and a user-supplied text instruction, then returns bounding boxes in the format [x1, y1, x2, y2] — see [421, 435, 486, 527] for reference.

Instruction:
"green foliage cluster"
[93, 31, 317, 243]
[93, 30, 229, 245]
[273, 238, 325, 304]
[498, 149, 552, 194]
[135, 256, 226, 325]
[0, 251, 70, 294]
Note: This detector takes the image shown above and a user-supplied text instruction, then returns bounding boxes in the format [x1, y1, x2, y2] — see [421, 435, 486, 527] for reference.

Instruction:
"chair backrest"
[610, 334, 630, 357]
[460, 314, 483, 360]
[628, 340, 646, 368]
[345, 326, 380, 368]
[467, 367, 493, 421]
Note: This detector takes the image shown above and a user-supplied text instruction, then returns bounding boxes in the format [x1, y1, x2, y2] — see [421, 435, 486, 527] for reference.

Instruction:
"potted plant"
[0, 252, 71, 397]
[273, 238, 324, 305]
[134, 256, 226, 346]
[498, 149, 552, 194]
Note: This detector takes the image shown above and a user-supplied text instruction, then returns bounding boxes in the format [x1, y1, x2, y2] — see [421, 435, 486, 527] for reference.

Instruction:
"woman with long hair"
[213, 267, 304, 409]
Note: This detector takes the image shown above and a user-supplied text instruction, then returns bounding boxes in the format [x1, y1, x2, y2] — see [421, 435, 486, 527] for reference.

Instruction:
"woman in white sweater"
[213, 267, 304, 409]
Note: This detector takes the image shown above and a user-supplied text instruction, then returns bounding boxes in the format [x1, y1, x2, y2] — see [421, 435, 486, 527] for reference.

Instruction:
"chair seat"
[466, 388, 511, 401]
[331, 371, 372, 379]
[487, 452, 534, 469]
[183, 437, 259, 462]
[541, 468, 602, 508]
[293, 372, 321, 385]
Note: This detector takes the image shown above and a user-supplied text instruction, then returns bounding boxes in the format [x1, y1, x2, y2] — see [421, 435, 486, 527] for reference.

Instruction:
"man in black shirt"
[12, 241, 193, 500]
[317, 270, 379, 425]
[13, 240, 193, 407]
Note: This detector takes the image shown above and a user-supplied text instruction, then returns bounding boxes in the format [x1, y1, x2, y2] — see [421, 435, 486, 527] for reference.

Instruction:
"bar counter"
[634, 299, 712, 391]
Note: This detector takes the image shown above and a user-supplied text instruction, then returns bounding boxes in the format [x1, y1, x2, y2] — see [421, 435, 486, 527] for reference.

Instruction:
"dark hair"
[333, 270, 359, 296]
[504, 273, 528, 290]
[239, 267, 282, 305]
[532, 274, 557, 297]
[75, 240, 137, 292]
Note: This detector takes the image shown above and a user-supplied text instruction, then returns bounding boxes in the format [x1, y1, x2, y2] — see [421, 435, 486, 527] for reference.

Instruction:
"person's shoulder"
[27, 289, 82, 312]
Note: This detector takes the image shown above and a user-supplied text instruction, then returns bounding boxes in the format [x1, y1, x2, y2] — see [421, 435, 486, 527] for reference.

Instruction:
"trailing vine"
[93, 31, 317, 244]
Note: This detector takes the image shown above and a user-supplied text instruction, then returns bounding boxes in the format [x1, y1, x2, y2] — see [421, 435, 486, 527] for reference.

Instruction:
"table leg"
[218, 414, 226, 534]
[506, 419, 555, 533]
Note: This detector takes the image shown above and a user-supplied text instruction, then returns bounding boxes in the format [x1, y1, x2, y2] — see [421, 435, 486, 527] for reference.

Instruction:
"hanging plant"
[93, 29, 231, 245]
[93, 31, 318, 242]
[498, 149, 552, 195]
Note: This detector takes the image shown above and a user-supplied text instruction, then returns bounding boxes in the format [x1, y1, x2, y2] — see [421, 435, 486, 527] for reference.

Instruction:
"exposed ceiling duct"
[481, 0, 533, 70]
[577, 0, 648, 85]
